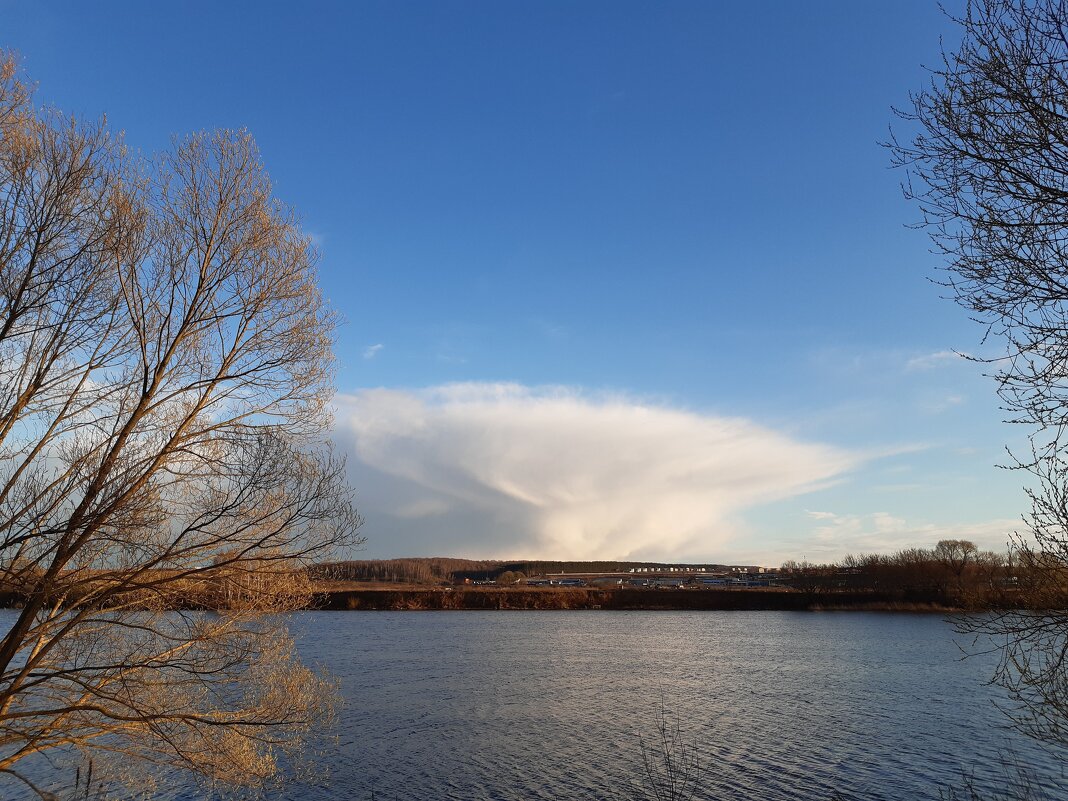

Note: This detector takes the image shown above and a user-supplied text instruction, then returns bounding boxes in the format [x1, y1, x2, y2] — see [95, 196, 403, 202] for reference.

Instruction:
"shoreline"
[310, 587, 966, 612]
[0, 586, 975, 613]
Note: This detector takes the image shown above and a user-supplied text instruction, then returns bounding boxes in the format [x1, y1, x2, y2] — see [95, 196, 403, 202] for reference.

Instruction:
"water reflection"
[5, 610, 1067, 800]
[281, 611, 1067, 801]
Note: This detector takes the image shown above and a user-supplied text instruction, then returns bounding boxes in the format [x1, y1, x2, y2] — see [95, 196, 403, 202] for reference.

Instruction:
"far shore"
[0, 583, 997, 614]
[308, 586, 967, 612]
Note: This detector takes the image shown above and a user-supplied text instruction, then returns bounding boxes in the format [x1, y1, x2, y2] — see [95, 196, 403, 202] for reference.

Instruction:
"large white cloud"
[333, 383, 862, 560]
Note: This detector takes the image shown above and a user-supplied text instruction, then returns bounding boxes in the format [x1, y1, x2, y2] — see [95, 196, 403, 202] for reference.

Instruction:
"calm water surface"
[279, 610, 1067, 800]
[10, 610, 1068, 800]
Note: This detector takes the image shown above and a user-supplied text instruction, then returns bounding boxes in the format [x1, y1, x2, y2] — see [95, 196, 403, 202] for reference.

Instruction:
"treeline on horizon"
[785, 540, 1020, 605]
[766, 540, 1060, 607]
[0, 541, 1055, 612]
[313, 540, 1064, 608]
[311, 557, 729, 585]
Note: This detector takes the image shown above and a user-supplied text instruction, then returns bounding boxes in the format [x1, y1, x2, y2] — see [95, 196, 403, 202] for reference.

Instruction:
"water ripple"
[274, 611, 1068, 801]
[8, 610, 1068, 800]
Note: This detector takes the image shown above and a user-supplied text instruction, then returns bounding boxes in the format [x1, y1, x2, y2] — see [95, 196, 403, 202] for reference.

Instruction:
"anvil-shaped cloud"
[333, 383, 861, 560]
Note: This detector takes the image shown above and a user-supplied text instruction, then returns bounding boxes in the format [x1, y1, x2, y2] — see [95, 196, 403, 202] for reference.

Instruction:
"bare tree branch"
[0, 51, 362, 795]
[893, 0, 1068, 748]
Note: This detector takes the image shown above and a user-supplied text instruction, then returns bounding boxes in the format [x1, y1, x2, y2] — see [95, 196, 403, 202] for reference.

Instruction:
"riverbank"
[0, 584, 973, 612]
[312, 586, 964, 612]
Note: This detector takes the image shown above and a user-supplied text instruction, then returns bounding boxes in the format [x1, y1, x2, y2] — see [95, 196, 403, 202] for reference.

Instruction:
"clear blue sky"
[2, 0, 1027, 563]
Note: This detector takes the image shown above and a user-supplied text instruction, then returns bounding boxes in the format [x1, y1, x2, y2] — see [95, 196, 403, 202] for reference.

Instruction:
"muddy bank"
[0, 586, 969, 612]
[312, 587, 964, 612]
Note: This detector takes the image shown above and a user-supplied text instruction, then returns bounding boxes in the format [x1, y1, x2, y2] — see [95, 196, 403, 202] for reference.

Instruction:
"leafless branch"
[0, 51, 362, 796]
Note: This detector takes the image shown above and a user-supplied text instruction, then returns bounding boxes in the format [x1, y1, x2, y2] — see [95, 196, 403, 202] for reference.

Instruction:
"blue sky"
[2, 1, 1028, 562]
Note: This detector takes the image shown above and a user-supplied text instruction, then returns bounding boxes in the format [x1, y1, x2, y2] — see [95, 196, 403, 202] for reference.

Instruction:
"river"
[279, 610, 1067, 800]
[8, 610, 1068, 799]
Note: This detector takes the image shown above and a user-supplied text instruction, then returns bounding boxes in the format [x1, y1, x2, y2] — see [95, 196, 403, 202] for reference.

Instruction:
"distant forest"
[311, 540, 1050, 609]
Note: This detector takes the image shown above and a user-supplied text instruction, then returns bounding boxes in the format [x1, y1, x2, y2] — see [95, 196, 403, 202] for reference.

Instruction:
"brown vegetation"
[0, 53, 360, 799]
[784, 539, 1024, 607]
[306, 539, 1044, 611]
[4, 538, 1049, 616]
[309, 586, 962, 613]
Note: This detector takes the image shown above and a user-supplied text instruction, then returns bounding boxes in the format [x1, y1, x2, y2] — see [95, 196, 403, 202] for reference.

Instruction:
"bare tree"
[935, 539, 979, 599]
[892, 0, 1068, 747]
[0, 53, 361, 797]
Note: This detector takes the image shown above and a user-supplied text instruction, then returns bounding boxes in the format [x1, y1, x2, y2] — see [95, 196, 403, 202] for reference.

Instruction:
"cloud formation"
[905, 349, 967, 371]
[362, 343, 384, 360]
[799, 510, 1021, 559]
[333, 383, 861, 560]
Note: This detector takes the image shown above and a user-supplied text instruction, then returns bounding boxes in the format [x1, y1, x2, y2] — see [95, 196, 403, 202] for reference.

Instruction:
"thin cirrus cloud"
[905, 349, 969, 371]
[801, 510, 1021, 558]
[332, 383, 863, 560]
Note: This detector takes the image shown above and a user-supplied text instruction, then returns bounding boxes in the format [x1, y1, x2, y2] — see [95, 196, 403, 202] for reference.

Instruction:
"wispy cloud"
[362, 343, 384, 360]
[799, 510, 1021, 558]
[333, 383, 864, 560]
[805, 510, 838, 520]
[917, 393, 965, 414]
[906, 349, 967, 371]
